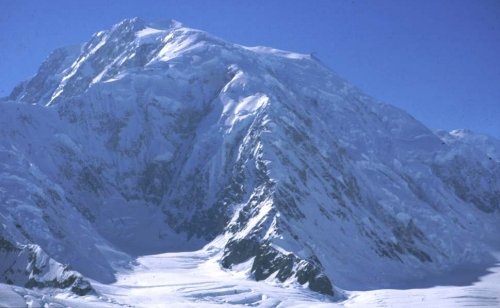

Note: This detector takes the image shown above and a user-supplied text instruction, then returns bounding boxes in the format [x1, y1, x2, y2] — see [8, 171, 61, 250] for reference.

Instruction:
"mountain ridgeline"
[1, 18, 499, 296]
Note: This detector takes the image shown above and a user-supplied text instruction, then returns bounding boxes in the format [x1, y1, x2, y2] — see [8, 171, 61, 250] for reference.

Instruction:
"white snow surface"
[1, 247, 499, 307]
[1, 17, 500, 307]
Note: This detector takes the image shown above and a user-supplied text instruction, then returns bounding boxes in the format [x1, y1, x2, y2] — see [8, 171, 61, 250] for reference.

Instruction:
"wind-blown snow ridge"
[1, 17, 499, 306]
[242, 46, 312, 60]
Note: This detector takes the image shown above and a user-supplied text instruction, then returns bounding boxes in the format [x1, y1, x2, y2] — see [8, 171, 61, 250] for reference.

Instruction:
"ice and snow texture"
[0, 247, 499, 307]
[1, 17, 499, 306]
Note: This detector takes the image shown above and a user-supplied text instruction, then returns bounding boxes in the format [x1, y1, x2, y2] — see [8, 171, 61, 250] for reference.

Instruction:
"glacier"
[0, 17, 499, 306]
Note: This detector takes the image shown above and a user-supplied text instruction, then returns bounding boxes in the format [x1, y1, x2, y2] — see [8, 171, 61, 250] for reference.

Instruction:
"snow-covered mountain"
[1, 17, 499, 301]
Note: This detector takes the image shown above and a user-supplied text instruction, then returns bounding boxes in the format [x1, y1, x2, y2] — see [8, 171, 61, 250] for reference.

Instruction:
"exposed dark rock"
[221, 238, 334, 296]
[296, 260, 334, 296]
[71, 277, 94, 296]
[1, 243, 95, 296]
[0, 236, 18, 252]
[25, 274, 94, 296]
[251, 245, 295, 282]
[221, 238, 260, 268]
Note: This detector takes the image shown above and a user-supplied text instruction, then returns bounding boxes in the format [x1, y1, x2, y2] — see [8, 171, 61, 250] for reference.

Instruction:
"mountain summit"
[1, 18, 499, 299]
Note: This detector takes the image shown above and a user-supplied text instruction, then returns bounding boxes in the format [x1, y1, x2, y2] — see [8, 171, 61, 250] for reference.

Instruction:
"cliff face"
[1, 18, 499, 295]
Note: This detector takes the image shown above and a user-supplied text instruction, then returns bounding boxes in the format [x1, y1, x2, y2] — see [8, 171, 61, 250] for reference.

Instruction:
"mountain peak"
[111, 16, 146, 31]
[9, 18, 326, 107]
[111, 17, 184, 33]
[1, 18, 499, 302]
[148, 18, 184, 30]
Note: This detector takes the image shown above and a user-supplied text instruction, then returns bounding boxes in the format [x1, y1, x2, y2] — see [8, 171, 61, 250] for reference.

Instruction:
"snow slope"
[1, 17, 499, 304]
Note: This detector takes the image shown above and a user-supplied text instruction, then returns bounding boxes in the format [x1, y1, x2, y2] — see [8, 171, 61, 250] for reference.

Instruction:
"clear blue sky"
[1, 0, 499, 137]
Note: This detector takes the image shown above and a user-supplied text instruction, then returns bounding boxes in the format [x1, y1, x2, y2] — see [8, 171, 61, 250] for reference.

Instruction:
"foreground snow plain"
[1, 245, 499, 307]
